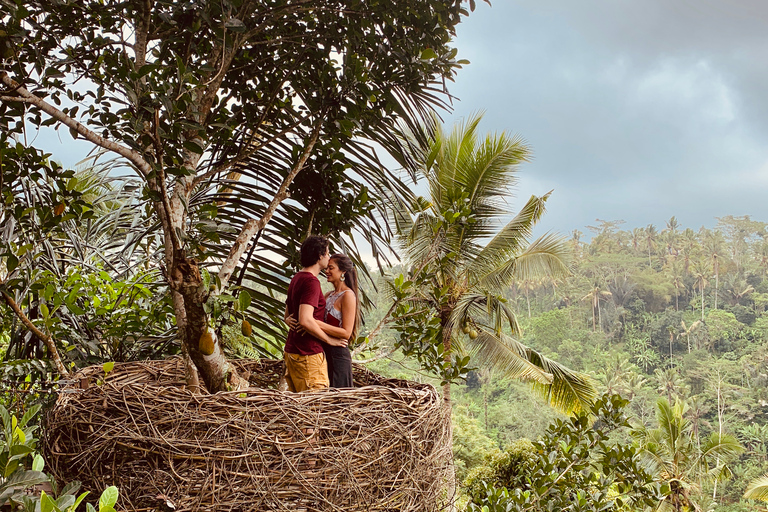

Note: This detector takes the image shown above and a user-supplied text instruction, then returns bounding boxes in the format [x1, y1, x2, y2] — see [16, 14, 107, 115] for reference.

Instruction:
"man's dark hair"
[300, 235, 329, 267]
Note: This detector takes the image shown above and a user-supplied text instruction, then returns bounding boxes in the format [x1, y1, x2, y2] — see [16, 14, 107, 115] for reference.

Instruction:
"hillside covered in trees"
[372, 216, 768, 510]
[370, 215, 768, 510]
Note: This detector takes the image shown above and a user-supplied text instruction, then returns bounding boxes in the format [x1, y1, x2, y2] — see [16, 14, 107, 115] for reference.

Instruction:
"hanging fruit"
[241, 319, 252, 337]
[199, 329, 215, 355]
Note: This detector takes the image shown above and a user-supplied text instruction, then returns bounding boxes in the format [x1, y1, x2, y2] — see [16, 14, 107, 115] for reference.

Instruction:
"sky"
[30, 0, 768, 240]
[444, 0, 768, 236]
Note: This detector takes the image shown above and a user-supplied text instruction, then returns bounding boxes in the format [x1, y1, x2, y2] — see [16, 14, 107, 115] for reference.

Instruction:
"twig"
[0, 290, 70, 377]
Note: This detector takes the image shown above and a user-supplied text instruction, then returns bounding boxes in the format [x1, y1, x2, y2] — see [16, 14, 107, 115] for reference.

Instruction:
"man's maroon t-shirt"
[284, 271, 326, 355]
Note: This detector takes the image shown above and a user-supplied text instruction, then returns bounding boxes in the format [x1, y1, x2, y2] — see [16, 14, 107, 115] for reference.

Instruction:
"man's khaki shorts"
[284, 351, 329, 392]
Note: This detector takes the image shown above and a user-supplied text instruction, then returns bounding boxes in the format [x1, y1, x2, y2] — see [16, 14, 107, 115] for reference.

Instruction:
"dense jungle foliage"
[371, 215, 768, 511]
[1, 160, 766, 511]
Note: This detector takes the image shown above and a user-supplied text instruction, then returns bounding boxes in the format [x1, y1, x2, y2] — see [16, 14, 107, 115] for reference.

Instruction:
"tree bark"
[171, 253, 247, 392]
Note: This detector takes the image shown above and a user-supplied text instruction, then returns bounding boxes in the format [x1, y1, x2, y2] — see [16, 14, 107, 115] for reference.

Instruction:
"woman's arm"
[286, 313, 347, 339]
[337, 291, 356, 340]
[315, 318, 348, 339]
[297, 304, 347, 347]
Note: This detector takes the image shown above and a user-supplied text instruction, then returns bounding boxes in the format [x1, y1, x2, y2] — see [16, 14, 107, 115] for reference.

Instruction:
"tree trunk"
[172, 253, 246, 392]
[439, 307, 456, 509]
[525, 290, 531, 318]
[597, 300, 602, 332]
[714, 259, 719, 310]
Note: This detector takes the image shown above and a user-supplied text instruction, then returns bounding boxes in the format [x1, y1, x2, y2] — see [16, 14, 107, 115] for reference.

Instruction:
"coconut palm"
[645, 224, 659, 268]
[581, 284, 612, 332]
[678, 320, 701, 353]
[633, 398, 744, 512]
[691, 260, 709, 322]
[632, 398, 743, 511]
[389, 113, 595, 413]
[703, 231, 726, 310]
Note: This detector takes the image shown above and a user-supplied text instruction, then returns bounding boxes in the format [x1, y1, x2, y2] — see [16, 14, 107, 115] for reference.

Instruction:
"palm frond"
[467, 330, 553, 385]
[745, 474, 768, 502]
[523, 344, 597, 414]
[698, 432, 744, 463]
[471, 193, 551, 282]
[479, 232, 570, 292]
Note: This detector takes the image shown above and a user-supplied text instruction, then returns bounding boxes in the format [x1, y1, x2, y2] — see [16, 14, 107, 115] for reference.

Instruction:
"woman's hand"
[285, 314, 303, 333]
[325, 336, 348, 347]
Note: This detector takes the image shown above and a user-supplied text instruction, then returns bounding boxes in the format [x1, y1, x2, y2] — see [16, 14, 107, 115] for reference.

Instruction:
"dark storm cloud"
[447, 0, 768, 234]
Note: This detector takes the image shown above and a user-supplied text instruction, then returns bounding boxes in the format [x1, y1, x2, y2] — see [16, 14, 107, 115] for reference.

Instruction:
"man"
[283, 235, 347, 392]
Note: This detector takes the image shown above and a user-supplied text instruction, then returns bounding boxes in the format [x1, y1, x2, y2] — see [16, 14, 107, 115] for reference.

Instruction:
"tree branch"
[218, 118, 323, 289]
[355, 346, 397, 364]
[0, 72, 152, 177]
[1, 290, 70, 377]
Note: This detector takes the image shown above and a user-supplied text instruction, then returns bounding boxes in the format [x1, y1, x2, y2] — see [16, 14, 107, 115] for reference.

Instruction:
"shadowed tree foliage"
[0, 0, 480, 390]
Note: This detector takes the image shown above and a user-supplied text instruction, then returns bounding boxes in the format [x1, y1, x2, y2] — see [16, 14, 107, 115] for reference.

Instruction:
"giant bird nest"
[44, 358, 452, 512]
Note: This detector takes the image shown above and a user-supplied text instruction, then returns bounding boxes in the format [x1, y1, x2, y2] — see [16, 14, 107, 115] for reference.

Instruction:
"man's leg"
[284, 352, 306, 392]
[305, 351, 329, 391]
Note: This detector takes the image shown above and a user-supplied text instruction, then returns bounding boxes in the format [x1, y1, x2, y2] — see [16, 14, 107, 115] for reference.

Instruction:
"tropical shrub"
[463, 394, 663, 512]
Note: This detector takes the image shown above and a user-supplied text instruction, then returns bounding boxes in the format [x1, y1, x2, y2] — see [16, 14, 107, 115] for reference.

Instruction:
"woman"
[287, 253, 359, 388]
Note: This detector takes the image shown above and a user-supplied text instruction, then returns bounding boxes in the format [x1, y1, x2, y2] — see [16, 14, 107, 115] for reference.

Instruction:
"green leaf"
[32, 454, 45, 472]
[70, 491, 91, 512]
[102, 362, 115, 375]
[55, 493, 75, 510]
[182, 140, 205, 154]
[420, 48, 437, 59]
[6, 254, 18, 272]
[238, 290, 251, 312]
[99, 485, 118, 509]
[0, 405, 10, 430]
[10, 445, 34, 458]
[3, 470, 49, 494]
[19, 403, 41, 428]
[41, 491, 58, 512]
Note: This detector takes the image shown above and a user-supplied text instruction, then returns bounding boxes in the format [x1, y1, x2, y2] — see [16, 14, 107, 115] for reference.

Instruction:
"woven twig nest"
[44, 358, 452, 511]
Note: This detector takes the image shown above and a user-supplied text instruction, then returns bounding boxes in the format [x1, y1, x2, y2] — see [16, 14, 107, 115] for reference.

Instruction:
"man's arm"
[298, 304, 347, 346]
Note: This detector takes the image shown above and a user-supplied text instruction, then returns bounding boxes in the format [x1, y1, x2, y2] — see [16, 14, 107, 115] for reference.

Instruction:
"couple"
[283, 235, 359, 392]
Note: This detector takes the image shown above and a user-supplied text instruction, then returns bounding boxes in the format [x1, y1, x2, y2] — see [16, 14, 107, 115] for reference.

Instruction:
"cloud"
[445, 0, 768, 233]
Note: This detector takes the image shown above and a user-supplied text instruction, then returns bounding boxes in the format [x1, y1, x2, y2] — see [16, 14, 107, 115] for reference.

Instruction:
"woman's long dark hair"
[330, 253, 361, 342]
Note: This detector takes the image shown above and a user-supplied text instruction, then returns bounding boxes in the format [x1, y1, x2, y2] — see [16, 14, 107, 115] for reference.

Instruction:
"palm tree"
[680, 228, 698, 274]
[662, 216, 681, 261]
[517, 278, 539, 318]
[581, 284, 612, 332]
[390, 112, 595, 413]
[691, 260, 709, 322]
[722, 274, 754, 306]
[631, 227, 644, 256]
[654, 368, 688, 404]
[633, 399, 744, 512]
[678, 320, 701, 353]
[703, 231, 725, 310]
[645, 224, 659, 268]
